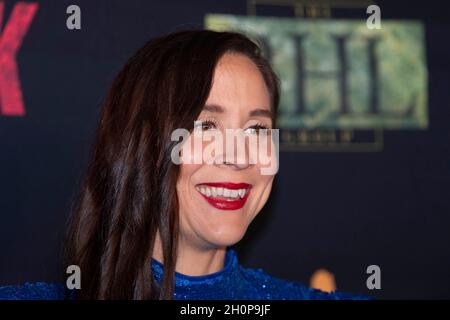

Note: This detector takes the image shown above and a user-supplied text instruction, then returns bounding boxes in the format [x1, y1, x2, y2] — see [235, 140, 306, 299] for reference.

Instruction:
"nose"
[219, 158, 252, 170]
[214, 138, 253, 171]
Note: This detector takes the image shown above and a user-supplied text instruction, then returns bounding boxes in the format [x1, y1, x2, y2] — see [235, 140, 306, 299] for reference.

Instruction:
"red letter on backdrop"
[0, 1, 38, 116]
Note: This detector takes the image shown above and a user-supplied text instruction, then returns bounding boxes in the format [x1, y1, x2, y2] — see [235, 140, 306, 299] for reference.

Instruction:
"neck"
[152, 231, 227, 276]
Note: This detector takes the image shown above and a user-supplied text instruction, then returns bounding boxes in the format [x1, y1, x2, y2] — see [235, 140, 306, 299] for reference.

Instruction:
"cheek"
[176, 163, 201, 204]
[248, 133, 279, 176]
[179, 131, 216, 165]
[253, 176, 275, 214]
[176, 165, 203, 239]
[263, 177, 275, 199]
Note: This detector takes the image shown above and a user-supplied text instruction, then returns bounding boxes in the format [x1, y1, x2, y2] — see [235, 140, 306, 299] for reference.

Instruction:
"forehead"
[205, 53, 271, 113]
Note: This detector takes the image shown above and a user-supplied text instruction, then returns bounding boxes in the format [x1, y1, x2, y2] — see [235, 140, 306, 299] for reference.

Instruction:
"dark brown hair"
[64, 29, 279, 300]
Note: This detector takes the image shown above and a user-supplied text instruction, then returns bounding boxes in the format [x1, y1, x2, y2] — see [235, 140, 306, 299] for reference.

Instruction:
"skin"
[153, 52, 277, 276]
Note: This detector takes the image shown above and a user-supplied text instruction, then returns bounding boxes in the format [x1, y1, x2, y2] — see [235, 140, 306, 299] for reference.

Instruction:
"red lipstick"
[196, 182, 252, 211]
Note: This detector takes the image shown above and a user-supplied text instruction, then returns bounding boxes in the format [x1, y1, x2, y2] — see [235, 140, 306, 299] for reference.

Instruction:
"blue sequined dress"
[0, 247, 370, 300]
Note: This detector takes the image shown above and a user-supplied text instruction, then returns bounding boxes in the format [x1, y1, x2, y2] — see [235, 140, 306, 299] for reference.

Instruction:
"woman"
[0, 30, 368, 300]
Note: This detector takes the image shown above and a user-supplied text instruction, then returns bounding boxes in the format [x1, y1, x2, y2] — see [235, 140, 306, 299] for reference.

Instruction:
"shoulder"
[0, 282, 69, 300]
[238, 266, 372, 300]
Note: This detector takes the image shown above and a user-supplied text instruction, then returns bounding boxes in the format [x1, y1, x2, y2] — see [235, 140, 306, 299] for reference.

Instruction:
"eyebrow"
[203, 103, 273, 119]
[203, 104, 225, 113]
[249, 108, 273, 119]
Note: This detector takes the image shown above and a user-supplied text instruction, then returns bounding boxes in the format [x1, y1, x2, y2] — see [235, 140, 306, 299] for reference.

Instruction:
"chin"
[202, 224, 249, 247]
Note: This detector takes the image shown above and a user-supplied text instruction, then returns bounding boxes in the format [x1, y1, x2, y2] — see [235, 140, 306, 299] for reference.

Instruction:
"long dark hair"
[64, 29, 279, 300]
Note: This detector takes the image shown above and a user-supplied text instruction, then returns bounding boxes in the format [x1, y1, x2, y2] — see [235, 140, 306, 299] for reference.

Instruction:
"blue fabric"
[0, 247, 370, 300]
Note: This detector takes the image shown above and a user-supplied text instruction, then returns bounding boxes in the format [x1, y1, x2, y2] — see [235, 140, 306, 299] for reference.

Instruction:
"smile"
[195, 182, 252, 210]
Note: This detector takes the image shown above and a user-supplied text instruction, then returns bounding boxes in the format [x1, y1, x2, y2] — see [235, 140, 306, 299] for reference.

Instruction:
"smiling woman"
[0, 30, 369, 300]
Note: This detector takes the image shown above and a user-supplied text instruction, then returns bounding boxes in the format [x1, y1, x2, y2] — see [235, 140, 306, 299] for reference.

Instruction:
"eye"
[244, 123, 270, 135]
[194, 118, 217, 131]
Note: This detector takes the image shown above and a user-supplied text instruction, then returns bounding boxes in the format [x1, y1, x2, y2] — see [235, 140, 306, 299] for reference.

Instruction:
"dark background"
[0, 0, 449, 299]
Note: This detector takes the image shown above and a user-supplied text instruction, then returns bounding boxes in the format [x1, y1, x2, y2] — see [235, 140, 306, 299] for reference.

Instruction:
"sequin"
[0, 247, 371, 300]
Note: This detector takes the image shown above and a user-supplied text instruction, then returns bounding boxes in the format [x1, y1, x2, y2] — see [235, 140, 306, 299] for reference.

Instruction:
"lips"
[195, 182, 252, 211]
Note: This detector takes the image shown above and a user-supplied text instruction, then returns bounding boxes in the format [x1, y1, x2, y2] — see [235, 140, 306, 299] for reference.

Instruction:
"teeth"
[196, 185, 249, 200]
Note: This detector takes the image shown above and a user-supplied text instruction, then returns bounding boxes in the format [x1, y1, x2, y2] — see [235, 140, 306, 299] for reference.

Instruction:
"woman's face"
[176, 52, 277, 250]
